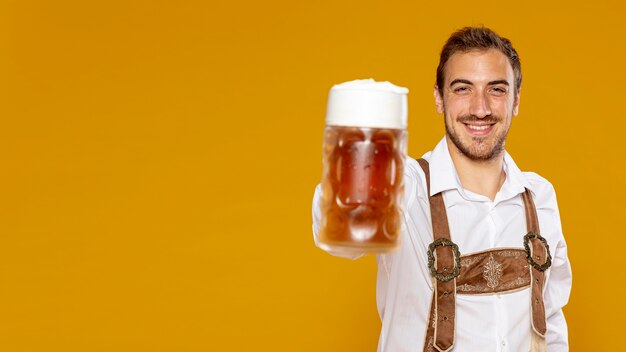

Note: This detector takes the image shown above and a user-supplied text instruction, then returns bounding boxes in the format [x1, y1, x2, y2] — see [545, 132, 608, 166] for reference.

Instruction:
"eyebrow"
[449, 79, 510, 87]
[488, 80, 510, 86]
[449, 79, 472, 86]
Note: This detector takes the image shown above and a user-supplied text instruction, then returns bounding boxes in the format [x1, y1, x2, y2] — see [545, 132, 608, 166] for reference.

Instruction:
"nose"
[469, 91, 492, 118]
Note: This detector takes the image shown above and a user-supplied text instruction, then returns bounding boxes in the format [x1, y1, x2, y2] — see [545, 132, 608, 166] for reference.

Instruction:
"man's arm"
[544, 235, 572, 351]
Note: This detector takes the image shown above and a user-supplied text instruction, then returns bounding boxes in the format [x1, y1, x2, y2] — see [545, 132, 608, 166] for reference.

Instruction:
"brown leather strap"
[417, 159, 431, 196]
[522, 189, 539, 233]
[521, 189, 548, 337]
[417, 159, 455, 352]
[456, 248, 530, 294]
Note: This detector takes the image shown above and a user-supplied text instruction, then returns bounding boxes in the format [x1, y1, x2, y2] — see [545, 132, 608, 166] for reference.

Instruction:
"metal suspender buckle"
[523, 231, 552, 272]
[427, 238, 461, 282]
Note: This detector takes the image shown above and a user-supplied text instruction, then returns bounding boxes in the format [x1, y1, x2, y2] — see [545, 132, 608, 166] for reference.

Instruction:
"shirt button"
[496, 294, 501, 299]
[501, 340, 506, 347]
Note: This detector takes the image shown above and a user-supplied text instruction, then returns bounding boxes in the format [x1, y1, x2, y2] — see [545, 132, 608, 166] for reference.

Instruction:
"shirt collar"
[423, 136, 531, 201]
[424, 136, 461, 197]
[500, 149, 532, 200]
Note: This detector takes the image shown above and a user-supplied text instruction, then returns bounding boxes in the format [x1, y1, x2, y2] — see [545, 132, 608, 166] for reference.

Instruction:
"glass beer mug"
[318, 79, 408, 253]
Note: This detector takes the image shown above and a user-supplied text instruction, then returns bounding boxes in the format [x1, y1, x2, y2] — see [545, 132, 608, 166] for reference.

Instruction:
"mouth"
[463, 123, 495, 137]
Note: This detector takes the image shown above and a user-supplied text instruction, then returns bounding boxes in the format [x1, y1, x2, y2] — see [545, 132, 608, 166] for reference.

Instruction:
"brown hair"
[436, 27, 522, 96]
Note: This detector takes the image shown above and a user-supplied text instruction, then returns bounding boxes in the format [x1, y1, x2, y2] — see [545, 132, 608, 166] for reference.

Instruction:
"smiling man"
[312, 27, 572, 351]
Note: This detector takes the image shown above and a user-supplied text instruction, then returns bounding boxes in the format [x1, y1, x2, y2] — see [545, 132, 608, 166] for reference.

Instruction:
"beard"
[445, 114, 509, 161]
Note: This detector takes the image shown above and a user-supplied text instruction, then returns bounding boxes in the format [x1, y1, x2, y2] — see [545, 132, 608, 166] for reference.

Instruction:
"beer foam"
[326, 79, 409, 129]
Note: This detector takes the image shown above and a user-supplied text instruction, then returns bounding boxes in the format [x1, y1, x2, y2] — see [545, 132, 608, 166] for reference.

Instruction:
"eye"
[490, 86, 507, 96]
[453, 86, 470, 94]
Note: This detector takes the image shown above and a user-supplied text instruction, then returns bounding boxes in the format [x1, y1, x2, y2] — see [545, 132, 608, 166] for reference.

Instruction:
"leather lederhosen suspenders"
[416, 159, 552, 352]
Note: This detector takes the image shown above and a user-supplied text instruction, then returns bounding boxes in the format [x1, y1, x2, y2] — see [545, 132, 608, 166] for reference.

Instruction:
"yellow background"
[1, 0, 624, 350]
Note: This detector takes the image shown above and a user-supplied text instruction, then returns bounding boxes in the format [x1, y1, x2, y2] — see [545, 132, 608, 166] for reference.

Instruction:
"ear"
[512, 89, 521, 116]
[434, 86, 444, 114]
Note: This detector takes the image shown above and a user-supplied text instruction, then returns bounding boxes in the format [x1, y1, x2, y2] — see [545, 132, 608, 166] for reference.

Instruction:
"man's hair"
[436, 26, 522, 96]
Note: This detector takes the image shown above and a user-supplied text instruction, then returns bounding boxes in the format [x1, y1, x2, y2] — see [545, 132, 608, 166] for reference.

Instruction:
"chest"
[444, 197, 527, 252]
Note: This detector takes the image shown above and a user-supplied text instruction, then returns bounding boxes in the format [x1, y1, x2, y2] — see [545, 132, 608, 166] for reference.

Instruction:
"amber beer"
[318, 79, 408, 253]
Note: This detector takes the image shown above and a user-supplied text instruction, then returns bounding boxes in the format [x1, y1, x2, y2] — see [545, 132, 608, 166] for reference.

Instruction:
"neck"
[446, 138, 506, 201]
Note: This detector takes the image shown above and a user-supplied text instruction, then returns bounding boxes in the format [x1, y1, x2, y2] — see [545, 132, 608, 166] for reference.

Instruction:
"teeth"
[467, 125, 491, 131]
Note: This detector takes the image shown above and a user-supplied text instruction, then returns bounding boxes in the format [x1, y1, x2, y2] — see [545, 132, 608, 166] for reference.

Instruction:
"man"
[312, 27, 572, 351]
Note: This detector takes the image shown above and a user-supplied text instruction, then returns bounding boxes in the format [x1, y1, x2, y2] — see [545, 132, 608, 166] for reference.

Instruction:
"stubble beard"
[445, 114, 509, 161]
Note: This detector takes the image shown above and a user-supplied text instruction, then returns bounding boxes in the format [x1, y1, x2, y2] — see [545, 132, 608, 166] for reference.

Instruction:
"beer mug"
[318, 79, 408, 253]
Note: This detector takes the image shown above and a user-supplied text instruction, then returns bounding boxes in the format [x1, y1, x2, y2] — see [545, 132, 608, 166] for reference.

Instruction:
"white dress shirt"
[312, 137, 572, 352]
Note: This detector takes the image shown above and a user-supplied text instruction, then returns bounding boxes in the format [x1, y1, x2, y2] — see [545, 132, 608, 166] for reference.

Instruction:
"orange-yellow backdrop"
[1, 0, 624, 351]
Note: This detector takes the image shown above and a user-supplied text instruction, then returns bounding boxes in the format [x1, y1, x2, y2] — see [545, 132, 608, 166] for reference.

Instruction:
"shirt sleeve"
[544, 235, 572, 351]
[311, 184, 365, 260]
[536, 179, 573, 351]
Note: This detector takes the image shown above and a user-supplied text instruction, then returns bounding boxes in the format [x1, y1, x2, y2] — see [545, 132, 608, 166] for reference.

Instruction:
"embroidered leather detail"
[483, 254, 503, 289]
[455, 248, 531, 295]
[499, 250, 526, 258]
[457, 283, 477, 292]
